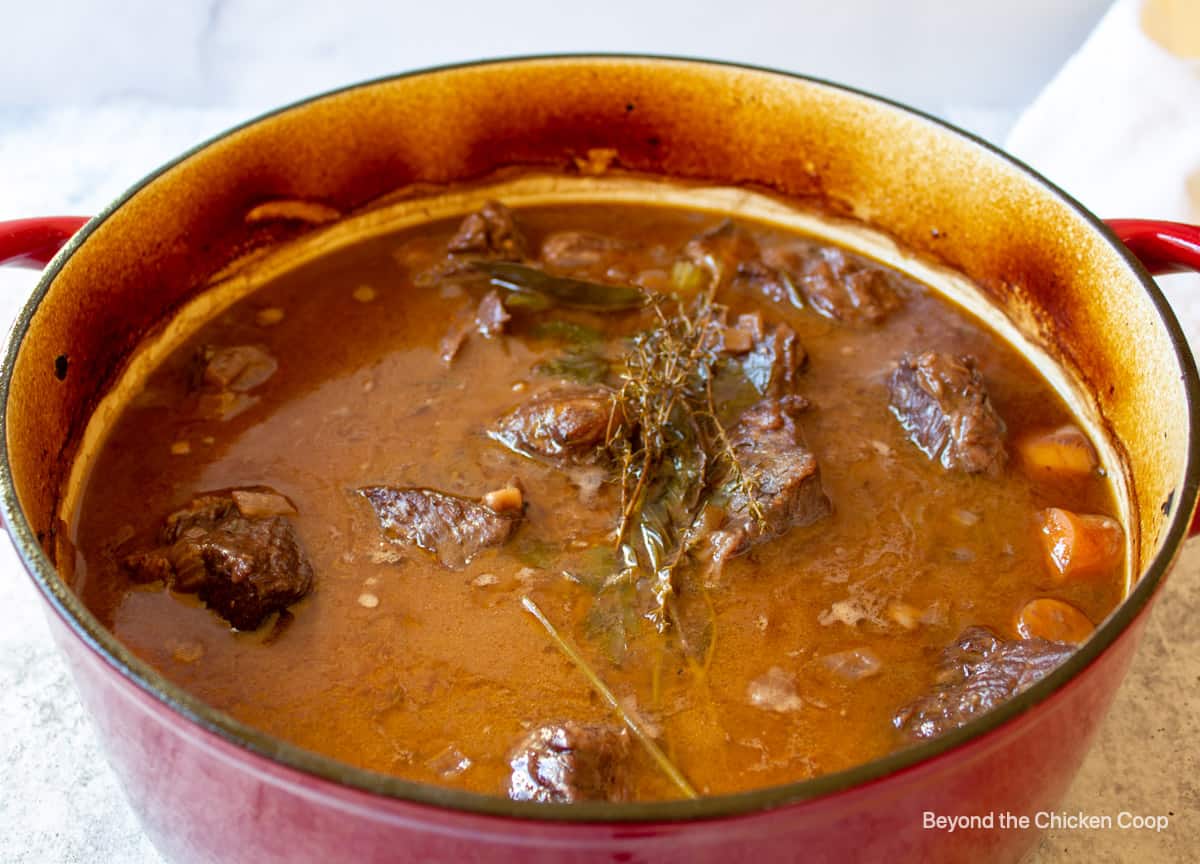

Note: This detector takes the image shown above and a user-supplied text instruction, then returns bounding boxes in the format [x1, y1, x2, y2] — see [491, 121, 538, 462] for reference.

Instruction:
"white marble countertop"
[3, 1, 1198, 861]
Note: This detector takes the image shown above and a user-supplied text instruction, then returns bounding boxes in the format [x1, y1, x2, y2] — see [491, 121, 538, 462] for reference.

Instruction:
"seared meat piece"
[446, 200, 527, 260]
[475, 289, 511, 338]
[195, 345, 278, 392]
[489, 387, 616, 467]
[438, 315, 474, 365]
[888, 352, 1007, 475]
[358, 486, 522, 569]
[687, 222, 801, 308]
[732, 259, 804, 310]
[729, 312, 807, 396]
[685, 220, 760, 277]
[764, 245, 903, 325]
[709, 396, 830, 563]
[507, 722, 631, 803]
[803, 248, 902, 324]
[191, 344, 278, 420]
[894, 626, 1074, 741]
[417, 201, 527, 287]
[431, 202, 521, 363]
[541, 231, 624, 271]
[439, 289, 512, 364]
[123, 490, 313, 630]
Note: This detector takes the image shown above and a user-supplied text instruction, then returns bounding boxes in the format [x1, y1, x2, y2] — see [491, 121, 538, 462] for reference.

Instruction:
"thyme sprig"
[606, 266, 766, 632]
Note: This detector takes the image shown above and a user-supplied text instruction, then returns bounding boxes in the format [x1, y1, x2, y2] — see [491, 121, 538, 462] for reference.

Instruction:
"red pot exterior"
[4, 58, 1198, 864]
[47, 574, 1147, 864]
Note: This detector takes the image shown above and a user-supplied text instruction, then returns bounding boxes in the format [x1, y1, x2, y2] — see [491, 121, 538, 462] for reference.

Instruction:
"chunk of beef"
[727, 312, 807, 396]
[191, 345, 278, 420]
[195, 345, 278, 392]
[541, 231, 624, 271]
[358, 486, 522, 569]
[709, 396, 830, 563]
[888, 351, 1007, 475]
[446, 200, 527, 261]
[475, 289, 511, 338]
[439, 289, 512, 364]
[489, 387, 615, 467]
[893, 626, 1074, 740]
[805, 249, 902, 324]
[686, 222, 802, 309]
[685, 220, 760, 277]
[416, 201, 527, 286]
[438, 315, 474, 365]
[507, 722, 631, 803]
[123, 490, 313, 630]
[764, 245, 904, 324]
[732, 259, 804, 309]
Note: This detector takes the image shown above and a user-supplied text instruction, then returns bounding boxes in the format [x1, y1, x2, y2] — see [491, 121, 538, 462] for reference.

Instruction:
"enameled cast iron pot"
[3, 57, 1200, 864]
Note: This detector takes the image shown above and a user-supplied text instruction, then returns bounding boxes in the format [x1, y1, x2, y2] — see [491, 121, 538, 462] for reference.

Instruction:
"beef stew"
[71, 198, 1126, 801]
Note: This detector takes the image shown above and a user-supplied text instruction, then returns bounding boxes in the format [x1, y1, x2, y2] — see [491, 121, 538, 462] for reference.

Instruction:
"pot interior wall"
[5, 56, 1191, 619]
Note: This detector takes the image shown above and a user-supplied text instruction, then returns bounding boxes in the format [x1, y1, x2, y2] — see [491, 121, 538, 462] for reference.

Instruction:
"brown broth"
[71, 203, 1125, 800]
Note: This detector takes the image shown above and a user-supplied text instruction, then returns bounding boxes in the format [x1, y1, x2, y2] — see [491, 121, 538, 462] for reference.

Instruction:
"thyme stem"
[520, 595, 698, 799]
[607, 285, 767, 629]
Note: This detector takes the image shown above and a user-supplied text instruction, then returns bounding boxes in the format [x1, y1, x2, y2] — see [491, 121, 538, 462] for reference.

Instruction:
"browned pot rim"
[2, 54, 1198, 824]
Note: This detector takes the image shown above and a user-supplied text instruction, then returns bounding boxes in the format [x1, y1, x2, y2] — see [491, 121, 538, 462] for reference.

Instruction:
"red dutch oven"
[2, 57, 1200, 864]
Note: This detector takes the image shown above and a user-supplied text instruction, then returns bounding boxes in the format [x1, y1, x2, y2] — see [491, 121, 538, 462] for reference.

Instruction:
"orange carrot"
[1017, 598, 1094, 643]
[1019, 425, 1098, 476]
[1036, 507, 1123, 581]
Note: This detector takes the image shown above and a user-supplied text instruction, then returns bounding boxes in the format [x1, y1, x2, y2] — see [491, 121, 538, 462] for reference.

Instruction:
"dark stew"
[72, 198, 1125, 802]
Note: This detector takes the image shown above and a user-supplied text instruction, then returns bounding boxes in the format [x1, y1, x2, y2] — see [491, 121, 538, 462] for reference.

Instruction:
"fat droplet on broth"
[747, 667, 804, 713]
[821, 648, 882, 680]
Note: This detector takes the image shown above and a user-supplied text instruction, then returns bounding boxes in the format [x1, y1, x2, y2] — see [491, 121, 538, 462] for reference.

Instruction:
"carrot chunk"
[1017, 598, 1094, 643]
[1019, 425, 1098, 476]
[1037, 507, 1123, 581]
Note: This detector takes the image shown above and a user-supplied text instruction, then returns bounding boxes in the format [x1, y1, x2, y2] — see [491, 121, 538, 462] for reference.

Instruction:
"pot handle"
[0, 217, 91, 269]
[1107, 218, 1200, 537]
[1106, 219, 1200, 276]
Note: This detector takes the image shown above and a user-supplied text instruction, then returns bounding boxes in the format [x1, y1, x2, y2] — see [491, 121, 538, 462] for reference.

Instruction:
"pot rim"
[3, 53, 1198, 825]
